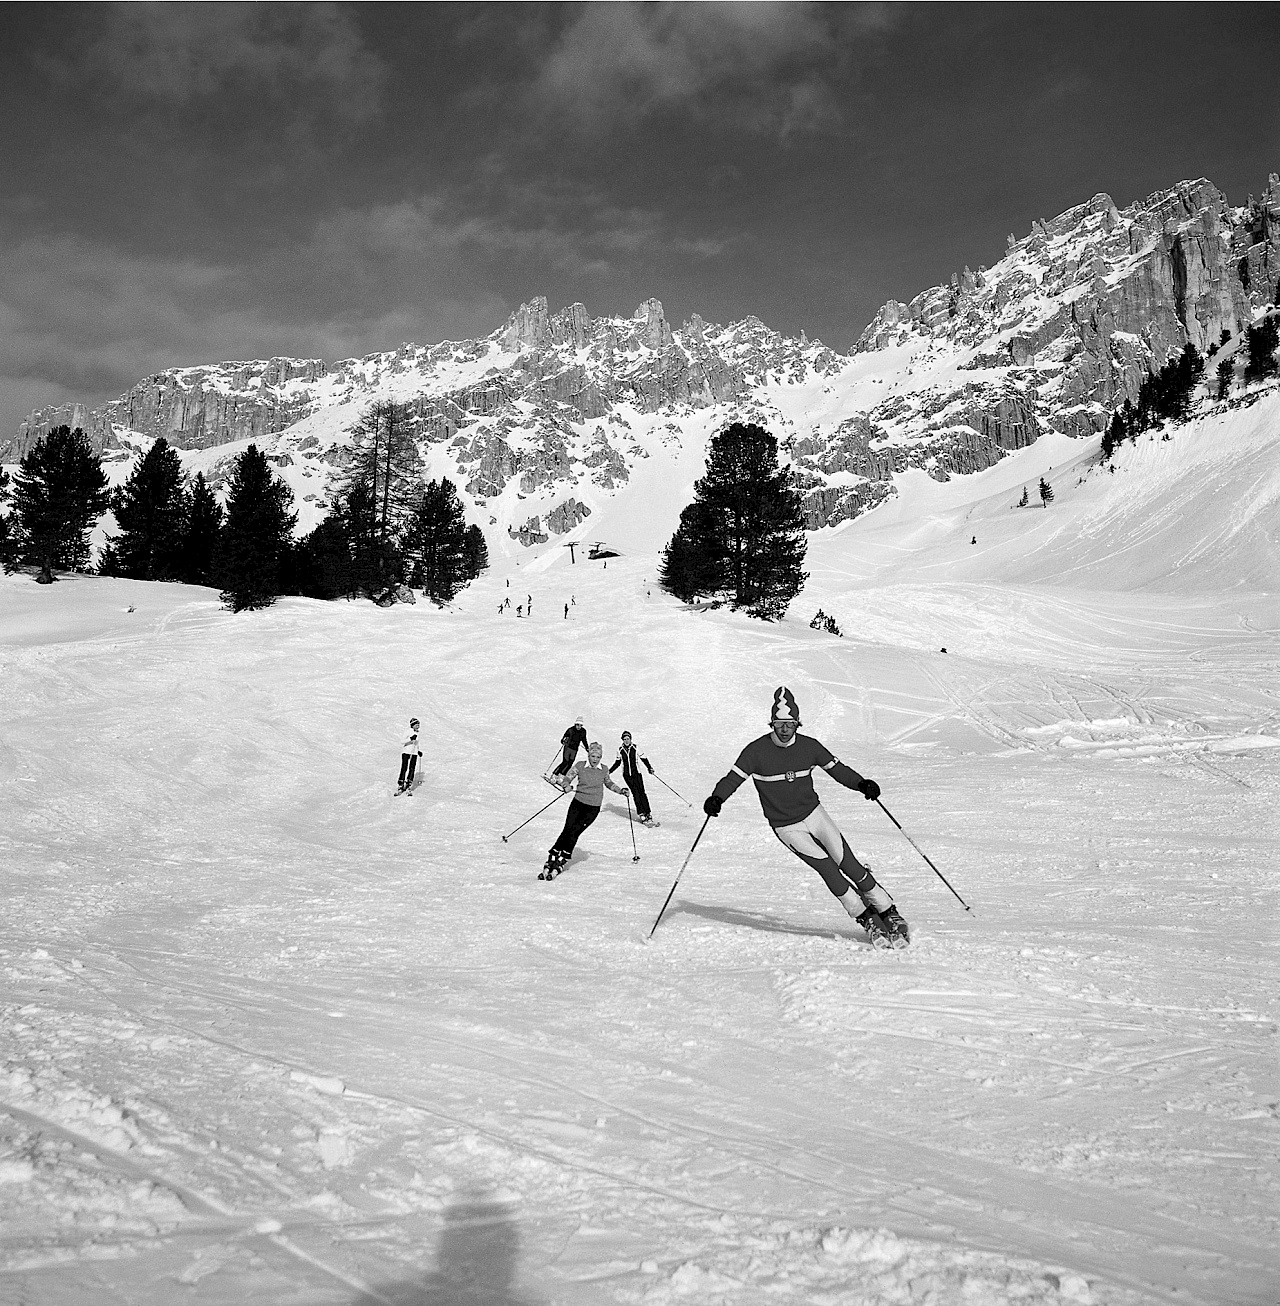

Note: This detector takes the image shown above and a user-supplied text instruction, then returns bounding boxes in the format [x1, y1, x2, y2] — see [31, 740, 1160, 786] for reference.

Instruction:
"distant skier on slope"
[541, 742, 629, 878]
[397, 718, 423, 794]
[549, 716, 588, 778]
[610, 731, 658, 826]
[702, 687, 909, 947]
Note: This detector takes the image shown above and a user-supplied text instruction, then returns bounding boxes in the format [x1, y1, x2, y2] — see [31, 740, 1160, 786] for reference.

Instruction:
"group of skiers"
[533, 688, 910, 947]
[539, 717, 661, 879]
[497, 593, 581, 619]
[397, 681, 911, 948]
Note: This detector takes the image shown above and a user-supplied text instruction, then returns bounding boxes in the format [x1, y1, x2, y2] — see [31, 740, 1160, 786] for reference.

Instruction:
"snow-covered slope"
[9, 174, 1279, 553]
[2, 388, 1276, 1303]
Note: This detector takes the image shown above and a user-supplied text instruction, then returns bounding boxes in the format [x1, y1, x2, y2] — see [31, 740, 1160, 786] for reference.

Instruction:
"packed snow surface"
[2, 397, 1278, 1305]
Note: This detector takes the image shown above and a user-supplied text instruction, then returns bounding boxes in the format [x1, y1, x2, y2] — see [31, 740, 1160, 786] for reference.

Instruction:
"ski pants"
[552, 746, 577, 777]
[773, 804, 892, 912]
[622, 771, 651, 819]
[552, 799, 600, 856]
[398, 753, 418, 787]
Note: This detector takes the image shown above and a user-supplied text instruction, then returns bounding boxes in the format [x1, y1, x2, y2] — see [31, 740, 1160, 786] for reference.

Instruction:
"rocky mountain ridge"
[8, 172, 1277, 549]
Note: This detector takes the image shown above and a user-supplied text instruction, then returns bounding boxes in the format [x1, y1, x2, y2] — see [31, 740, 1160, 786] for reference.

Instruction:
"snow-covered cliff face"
[852, 176, 1279, 445]
[8, 174, 1278, 548]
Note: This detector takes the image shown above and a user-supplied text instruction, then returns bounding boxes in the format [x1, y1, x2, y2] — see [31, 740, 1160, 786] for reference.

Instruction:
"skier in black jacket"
[550, 716, 588, 778]
[609, 731, 657, 825]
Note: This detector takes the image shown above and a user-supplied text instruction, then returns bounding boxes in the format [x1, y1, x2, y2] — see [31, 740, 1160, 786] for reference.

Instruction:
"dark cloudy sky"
[2, 2, 1278, 437]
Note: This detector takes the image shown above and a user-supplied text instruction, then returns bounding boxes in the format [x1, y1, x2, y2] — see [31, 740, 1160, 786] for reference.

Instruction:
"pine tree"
[107, 438, 188, 580]
[1216, 357, 1233, 400]
[336, 400, 422, 589]
[1119, 400, 1136, 444]
[1038, 477, 1054, 507]
[291, 516, 356, 599]
[1243, 316, 1279, 385]
[1172, 344, 1204, 419]
[212, 445, 297, 611]
[1017, 484, 1030, 506]
[11, 426, 110, 582]
[463, 524, 489, 580]
[333, 480, 383, 595]
[401, 477, 475, 603]
[0, 466, 11, 568]
[179, 472, 224, 585]
[660, 501, 726, 602]
[659, 421, 808, 619]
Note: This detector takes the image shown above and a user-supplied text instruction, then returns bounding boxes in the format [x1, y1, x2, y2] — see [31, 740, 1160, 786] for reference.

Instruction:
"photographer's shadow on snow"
[674, 899, 853, 941]
[350, 1188, 537, 1305]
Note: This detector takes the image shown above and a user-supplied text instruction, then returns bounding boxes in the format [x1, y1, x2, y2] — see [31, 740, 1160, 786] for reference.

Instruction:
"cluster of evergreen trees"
[659, 421, 808, 621]
[1, 402, 488, 610]
[1242, 316, 1280, 386]
[1101, 344, 1204, 460]
[1102, 316, 1279, 460]
[98, 439, 223, 585]
[291, 401, 487, 604]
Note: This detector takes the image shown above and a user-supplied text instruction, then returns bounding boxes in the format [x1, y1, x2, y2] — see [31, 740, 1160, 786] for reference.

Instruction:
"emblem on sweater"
[786, 771, 797, 782]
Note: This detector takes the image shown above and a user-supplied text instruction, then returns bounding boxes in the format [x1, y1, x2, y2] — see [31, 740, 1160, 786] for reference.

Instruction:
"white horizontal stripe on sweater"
[749, 767, 815, 783]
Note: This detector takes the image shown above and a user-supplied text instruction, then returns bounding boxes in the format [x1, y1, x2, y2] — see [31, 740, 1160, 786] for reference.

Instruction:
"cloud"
[525, 2, 891, 137]
[0, 224, 511, 440]
[308, 177, 737, 288]
[35, 3, 385, 143]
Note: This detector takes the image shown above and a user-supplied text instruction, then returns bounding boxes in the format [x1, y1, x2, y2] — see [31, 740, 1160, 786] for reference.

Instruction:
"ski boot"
[538, 849, 566, 880]
[880, 905, 910, 947]
[855, 908, 894, 950]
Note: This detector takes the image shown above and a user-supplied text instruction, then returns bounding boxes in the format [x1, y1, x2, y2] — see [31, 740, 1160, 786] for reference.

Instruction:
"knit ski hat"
[770, 686, 801, 724]
[409, 718, 420, 728]
[575, 715, 584, 724]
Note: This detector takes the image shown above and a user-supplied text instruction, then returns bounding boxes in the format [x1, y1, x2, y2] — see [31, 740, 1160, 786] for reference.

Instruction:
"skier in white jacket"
[397, 718, 423, 793]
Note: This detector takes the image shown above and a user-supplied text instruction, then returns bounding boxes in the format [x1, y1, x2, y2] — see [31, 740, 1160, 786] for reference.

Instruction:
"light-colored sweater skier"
[543, 742, 628, 874]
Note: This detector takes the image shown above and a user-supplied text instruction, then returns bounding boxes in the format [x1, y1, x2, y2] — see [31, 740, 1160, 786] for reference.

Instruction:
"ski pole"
[624, 792, 640, 863]
[501, 790, 567, 842]
[647, 815, 711, 939]
[543, 747, 562, 777]
[876, 799, 972, 913]
[651, 771, 692, 807]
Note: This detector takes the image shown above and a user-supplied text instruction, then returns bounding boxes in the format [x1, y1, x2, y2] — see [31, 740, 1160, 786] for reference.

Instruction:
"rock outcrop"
[851, 177, 1278, 452]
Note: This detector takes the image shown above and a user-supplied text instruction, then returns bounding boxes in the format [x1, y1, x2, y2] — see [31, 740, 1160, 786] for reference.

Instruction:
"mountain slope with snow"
[2, 387, 1276, 1303]
[9, 173, 1279, 556]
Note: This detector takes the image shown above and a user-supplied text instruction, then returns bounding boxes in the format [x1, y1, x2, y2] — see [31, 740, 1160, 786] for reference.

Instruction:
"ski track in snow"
[1, 401, 1278, 1304]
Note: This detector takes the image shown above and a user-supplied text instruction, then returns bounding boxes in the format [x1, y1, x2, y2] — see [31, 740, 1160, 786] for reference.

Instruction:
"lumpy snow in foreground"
[2, 400, 1277, 1305]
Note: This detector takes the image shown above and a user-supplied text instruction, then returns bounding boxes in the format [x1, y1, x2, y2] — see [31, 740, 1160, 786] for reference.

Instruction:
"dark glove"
[857, 778, 881, 802]
[645, 762, 654, 773]
[703, 794, 723, 817]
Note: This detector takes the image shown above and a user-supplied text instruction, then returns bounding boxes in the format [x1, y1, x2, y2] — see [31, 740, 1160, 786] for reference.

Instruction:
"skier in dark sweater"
[550, 716, 588, 777]
[542, 742, 629, 877]
[609, 731, 657, 825]
[703, 686, 909, 947]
